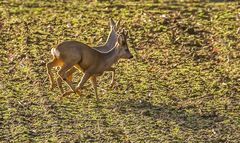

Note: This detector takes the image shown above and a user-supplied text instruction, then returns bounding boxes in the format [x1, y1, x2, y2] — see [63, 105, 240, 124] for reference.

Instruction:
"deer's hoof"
[110, 82, 117, 88]
[61, 92, 69, 97]
[75, 86, 80, 91]
[61, 90, 74, 97]
[50, 84, 56, 90]
[95, 98, 100, 105]
[110, 83, 114, 88]
[75, 90, 81, 96]
[61, 93, 67, 97]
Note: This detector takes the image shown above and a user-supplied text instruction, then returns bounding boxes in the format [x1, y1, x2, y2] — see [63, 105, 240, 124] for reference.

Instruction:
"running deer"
[46, 29, 133, 102]
[54, 18, 121, 94]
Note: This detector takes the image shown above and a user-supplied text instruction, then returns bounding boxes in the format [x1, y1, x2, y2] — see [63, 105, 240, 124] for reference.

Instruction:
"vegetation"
[0, 0, 239, 142]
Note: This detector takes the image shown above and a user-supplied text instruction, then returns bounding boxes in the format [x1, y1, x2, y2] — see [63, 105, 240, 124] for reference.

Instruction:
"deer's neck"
[102, 44, 120, 69]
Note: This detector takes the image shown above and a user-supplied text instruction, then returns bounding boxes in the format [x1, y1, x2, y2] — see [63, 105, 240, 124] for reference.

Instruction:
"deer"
[52, 18, 121, 94]
[46, 29, 133, 102]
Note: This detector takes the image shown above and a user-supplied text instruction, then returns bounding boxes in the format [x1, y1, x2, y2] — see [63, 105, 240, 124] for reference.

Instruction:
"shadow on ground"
[109, 99, 225, 131]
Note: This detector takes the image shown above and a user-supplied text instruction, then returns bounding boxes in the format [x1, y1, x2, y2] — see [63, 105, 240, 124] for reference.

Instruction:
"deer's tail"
[51, 48, 60, 58]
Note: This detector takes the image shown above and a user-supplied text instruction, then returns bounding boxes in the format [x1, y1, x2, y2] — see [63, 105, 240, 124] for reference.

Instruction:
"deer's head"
[116, 29, 133, 59]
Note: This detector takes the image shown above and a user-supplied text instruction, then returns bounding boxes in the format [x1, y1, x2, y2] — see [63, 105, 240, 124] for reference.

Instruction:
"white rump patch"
[51, 48, 60, 58]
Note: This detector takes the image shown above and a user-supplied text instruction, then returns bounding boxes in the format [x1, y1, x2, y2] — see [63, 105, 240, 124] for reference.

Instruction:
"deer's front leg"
[75, 72, 91, 94]
[106, 67, 115, 87]
[90, 76, 99, 102]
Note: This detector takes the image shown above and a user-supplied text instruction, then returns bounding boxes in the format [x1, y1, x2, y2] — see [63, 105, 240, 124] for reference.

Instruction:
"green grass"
[0, 0, 239, 142]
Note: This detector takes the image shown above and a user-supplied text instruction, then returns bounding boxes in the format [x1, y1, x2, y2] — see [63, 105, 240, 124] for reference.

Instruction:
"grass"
[0, 0, 239, 142]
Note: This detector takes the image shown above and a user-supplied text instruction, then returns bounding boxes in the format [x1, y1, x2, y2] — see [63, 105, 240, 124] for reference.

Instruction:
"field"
[0, 0, 239, 142]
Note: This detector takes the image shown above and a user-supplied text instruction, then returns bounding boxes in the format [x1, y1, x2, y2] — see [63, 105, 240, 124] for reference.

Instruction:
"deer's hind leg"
[56, 67, 78, 95]
[46, 58, 63, 89]
[58, 62, 78, 95]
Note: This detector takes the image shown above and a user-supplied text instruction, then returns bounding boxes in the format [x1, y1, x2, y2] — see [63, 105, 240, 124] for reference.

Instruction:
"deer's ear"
[109, 18, 115, 28]
[125, 30, 129, 38]
[121, 28, 125, 34]
[117, 35, 123, 45]
[116, 19, 121, 30]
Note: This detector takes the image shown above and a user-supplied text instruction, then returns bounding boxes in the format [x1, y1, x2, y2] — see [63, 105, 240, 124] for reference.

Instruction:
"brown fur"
[46, 30, 132, 102]
[55, 18, 121, 93]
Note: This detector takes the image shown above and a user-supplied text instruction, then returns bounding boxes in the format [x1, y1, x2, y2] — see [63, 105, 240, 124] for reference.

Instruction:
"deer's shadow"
[107, 99, 224, 130]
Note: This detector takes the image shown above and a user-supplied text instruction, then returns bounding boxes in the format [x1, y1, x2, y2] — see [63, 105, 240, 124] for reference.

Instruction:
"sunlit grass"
[0, 0, 239, 142]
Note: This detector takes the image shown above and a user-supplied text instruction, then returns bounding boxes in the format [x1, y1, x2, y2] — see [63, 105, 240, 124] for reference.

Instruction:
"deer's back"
[56, 40, 102, 71]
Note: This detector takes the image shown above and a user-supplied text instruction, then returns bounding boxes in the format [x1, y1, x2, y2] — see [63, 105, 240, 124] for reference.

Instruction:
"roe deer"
[54, 18, 121, 94]
[46, 30, 133, 102]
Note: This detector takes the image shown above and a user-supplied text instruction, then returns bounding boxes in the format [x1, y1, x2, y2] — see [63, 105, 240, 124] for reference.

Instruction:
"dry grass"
[0, 0, 239, 142]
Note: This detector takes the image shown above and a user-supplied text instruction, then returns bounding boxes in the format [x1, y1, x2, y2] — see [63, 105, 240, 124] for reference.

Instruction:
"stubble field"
[0, 0, 239, 142]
